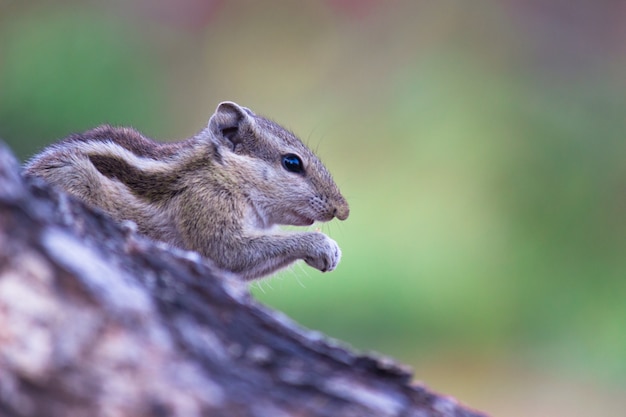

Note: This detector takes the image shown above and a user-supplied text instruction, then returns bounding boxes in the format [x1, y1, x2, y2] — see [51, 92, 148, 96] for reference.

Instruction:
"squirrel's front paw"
[304, 233, 342, 273]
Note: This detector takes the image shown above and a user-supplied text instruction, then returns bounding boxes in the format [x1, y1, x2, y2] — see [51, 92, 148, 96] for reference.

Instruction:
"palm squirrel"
[24, 102, 349, 280]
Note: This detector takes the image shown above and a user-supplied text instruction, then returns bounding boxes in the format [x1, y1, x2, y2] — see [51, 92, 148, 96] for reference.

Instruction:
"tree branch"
[0, 142, 485, 417]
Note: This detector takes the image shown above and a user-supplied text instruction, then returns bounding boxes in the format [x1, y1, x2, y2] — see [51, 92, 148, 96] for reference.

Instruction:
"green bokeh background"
[2, 1, 625, 415]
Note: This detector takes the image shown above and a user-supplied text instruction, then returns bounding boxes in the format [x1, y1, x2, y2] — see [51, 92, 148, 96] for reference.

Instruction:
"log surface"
[0, 143, 485, 417]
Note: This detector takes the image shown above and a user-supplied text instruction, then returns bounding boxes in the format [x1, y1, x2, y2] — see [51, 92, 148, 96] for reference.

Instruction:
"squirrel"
[24, 101, 350, 280]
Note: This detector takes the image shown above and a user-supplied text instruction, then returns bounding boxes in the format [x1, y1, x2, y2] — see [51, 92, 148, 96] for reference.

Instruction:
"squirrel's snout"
[333, 203, 350, 221]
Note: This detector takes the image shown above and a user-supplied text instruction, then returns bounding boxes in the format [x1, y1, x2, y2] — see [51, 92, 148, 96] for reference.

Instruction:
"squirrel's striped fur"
[24, 102, 349, 280]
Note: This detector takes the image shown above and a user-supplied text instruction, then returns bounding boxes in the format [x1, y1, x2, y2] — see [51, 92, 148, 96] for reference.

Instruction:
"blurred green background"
[2, 1, 625, 415]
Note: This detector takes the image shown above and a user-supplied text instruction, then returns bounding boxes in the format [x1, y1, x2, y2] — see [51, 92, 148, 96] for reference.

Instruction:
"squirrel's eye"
[281, 154, 304, 174]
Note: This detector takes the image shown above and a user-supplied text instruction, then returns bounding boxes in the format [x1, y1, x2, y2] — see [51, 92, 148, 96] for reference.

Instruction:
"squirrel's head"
[205, 101, 349, 227]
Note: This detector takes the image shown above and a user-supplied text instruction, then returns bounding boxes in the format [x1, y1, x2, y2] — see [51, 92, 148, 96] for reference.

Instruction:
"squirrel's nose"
[333, 203, 350, 221]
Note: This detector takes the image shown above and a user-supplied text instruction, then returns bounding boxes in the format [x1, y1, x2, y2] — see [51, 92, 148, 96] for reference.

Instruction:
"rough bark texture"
[0, 142, 486, 417]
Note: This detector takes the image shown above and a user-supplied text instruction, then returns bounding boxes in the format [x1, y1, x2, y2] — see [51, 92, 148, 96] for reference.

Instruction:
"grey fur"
[24, 102, 349, 280]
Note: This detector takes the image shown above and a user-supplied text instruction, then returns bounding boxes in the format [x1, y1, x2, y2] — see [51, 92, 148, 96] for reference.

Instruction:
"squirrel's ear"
[208, 101, 254, 150]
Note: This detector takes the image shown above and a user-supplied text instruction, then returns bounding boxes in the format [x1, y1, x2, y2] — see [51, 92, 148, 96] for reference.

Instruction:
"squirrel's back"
[25, 125, 196, 244]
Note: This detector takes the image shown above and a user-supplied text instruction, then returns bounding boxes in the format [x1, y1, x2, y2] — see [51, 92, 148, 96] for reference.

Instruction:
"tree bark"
[0, 142, 485, 417]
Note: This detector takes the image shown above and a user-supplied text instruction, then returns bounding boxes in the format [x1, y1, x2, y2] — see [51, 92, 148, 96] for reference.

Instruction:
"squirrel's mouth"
[295, 217, 315, 226]
[290, 212, 315, 226]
